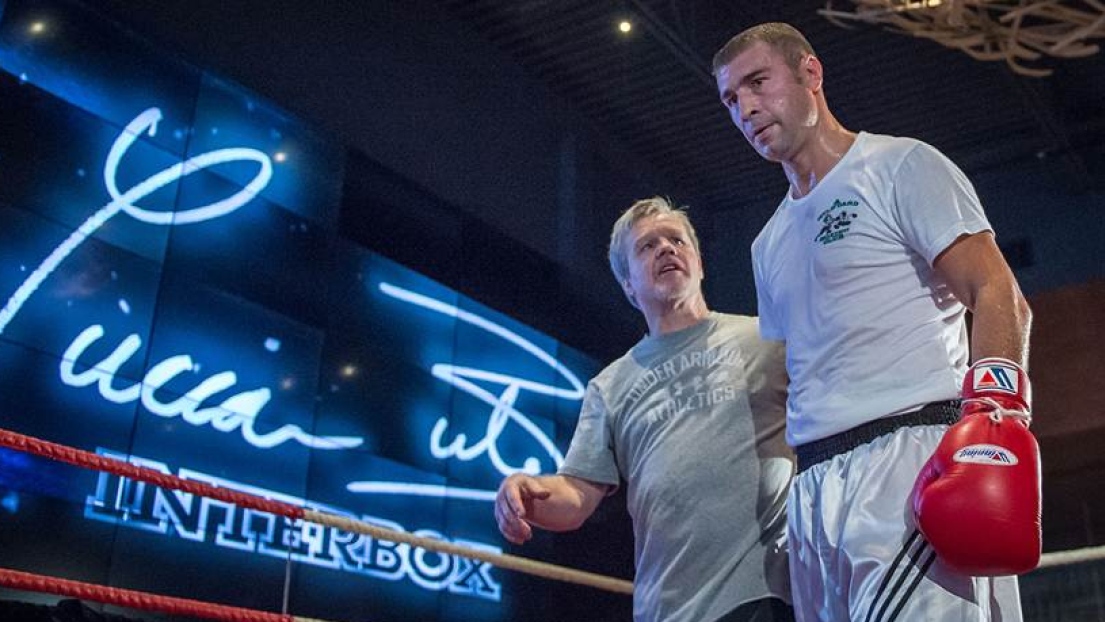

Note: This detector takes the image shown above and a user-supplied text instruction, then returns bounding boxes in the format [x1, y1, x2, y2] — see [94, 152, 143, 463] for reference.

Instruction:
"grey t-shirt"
[560, 313, 792, 622]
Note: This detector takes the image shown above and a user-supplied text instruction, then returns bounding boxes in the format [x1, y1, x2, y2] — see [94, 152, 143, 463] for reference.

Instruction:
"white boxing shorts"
[788, 422, 1023, 621]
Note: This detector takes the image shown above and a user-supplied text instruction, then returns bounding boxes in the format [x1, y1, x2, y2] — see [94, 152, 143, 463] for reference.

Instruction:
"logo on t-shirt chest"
[814, 199, 859, 245]
[623, 347, 742, 425]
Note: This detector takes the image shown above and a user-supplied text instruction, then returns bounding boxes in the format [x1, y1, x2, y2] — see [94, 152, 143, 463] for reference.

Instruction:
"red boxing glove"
[911, 357, 1042, 576]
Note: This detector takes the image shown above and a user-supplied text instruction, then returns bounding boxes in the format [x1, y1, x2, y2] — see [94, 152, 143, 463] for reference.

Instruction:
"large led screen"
[0, 1, 606, 620]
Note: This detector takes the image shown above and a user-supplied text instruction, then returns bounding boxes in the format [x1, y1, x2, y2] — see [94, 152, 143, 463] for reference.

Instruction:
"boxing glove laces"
[911, 357, 1042, 576]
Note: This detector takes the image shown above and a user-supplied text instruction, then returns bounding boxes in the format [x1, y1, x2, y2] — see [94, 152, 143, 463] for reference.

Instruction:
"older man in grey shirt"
[494, 197, 794, 622]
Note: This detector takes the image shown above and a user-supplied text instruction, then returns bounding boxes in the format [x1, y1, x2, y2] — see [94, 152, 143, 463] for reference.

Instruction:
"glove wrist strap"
[962, 357, 1032, 426]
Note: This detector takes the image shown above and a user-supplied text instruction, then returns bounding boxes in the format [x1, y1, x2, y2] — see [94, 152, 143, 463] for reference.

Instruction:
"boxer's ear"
[801, 54, 824, 94]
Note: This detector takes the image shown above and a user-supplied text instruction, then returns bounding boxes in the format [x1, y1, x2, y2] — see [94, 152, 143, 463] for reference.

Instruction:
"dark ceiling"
[436, 0, 1105, 213]
[85, 0, 1105, 219]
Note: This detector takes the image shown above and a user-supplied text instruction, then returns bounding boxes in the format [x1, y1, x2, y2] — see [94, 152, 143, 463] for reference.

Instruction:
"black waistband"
[795, 400, 960, 474]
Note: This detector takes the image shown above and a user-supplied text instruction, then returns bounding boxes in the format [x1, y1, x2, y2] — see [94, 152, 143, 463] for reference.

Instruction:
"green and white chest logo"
[814, 199, 859, 245]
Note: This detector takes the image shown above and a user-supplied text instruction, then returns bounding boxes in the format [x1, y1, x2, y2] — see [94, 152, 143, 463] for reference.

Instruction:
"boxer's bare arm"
[933, 231, 1031, 366]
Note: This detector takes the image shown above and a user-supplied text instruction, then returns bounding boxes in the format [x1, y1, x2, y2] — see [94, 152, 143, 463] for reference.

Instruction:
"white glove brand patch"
[953, 444, 1019, 466]
[972, 363, 1019, 394]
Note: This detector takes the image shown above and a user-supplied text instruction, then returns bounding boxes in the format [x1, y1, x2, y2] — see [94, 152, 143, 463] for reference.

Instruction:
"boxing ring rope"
[1037, 544, 1105, 569]
[0, 567, 329, 622]
[4, 427, 1104, 622]
[0, 428, 635, 598]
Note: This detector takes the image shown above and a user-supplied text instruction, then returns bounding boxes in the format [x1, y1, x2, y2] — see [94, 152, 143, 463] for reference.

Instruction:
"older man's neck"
[647, 297, 710, 336]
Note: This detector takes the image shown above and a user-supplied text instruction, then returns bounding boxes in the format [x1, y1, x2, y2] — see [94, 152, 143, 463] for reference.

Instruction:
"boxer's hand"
[911, 358, 1041, 575]
[494, 474, 551, 545]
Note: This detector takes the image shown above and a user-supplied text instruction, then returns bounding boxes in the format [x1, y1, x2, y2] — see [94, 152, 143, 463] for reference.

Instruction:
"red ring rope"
[0, 427, 635, 595]
[0, 567, 300, 622]
[0, 429, 304, 519]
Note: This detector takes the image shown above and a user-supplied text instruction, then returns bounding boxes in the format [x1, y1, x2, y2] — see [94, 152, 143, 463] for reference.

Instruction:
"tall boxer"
[714, 22, 1038, 621]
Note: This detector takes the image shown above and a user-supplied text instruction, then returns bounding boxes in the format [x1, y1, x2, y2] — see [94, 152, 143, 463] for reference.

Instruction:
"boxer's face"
[621, 214, 703, 310]
[716, 41, 820, 163]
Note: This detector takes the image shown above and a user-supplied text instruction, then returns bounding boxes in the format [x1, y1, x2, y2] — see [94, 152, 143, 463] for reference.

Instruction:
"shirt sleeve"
[891, 141, 993, 266]
[751, 240, 784, 340]
[558, 380, 621, 491]
[743, 321, 788, 425]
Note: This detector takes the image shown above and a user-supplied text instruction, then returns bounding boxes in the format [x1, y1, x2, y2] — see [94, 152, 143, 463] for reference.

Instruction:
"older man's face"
[621, 214, 703, 310]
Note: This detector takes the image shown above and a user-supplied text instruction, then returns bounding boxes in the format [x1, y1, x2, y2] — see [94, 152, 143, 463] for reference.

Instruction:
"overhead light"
[618, 20, 633, 34]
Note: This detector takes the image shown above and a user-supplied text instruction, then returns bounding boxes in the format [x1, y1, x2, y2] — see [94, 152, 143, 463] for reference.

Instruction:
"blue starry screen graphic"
[0, 1, 599, 620]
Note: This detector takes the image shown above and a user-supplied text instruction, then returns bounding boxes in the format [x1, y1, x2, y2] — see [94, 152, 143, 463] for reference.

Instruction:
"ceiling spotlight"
[617, 20, 633, 34]
[28, 21, 47, 35]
